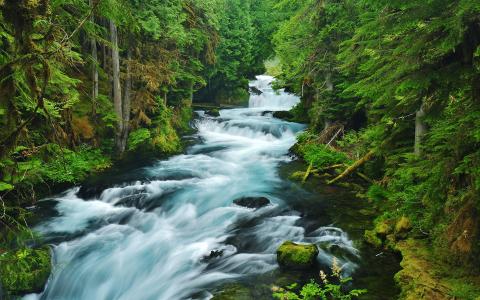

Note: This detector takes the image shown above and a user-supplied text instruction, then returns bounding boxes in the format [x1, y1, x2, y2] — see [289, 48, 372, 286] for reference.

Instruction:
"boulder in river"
[249, 86, 263, 95]
[272, 111, 294, 121]
[205, 108, 220, 117]
[233, 197, 270, 209]
[202, 250, 224, 262]
[276, 241, 319, 269]
[261, 111, 273, 116]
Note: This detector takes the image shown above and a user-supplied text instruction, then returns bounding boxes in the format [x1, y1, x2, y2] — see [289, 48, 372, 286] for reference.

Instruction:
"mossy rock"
[211, 283, 252, 300]
[395, 216, 412, 240]
[205, 108, 220, 117]
[395, 217, 411, 233]
[276, 241, 319, 269]
[375, 221, 393, 237]
[0, 247, 51, 295]
[364, 230, 383, 248]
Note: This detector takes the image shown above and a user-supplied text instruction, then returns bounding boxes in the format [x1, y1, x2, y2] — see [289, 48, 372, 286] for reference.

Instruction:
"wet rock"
[249, 86, 263, 95]
[0, 247, 51, 296]
[261, 110, 273, 116]
[205, 108, 220, 117]
[276, 241, 319, 269]
[202, 250, 224, 262]
[233, 197, 270, 209]
[272, 111, 293, 120]
[77, 184, 110, 199]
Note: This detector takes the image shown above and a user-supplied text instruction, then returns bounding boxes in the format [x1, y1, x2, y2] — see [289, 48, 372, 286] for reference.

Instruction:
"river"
[27, 75, 399, 300]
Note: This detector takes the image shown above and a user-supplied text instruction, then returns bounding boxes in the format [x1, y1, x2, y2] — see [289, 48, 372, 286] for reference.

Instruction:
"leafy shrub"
[128, 128, 152, 151]
[301, 144, 350, 169]
[38, 145, 111, 184]
[272, 260, 367, 300]
[366, 184, 389, 202]
[0, 247, 51, 295]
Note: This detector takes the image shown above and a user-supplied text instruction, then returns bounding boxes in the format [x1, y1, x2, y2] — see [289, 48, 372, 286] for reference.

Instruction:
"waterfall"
[248, 75, 300, 110]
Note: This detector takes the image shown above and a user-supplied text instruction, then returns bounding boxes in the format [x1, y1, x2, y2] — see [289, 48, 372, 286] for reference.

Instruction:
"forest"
[0, 0, 479, 299]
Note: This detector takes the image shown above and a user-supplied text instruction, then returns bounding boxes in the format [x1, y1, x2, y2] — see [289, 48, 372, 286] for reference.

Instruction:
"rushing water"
[28, 75, 362, 300]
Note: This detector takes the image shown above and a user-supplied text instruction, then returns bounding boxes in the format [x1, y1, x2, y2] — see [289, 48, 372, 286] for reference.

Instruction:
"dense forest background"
[1, 0, 480, 298]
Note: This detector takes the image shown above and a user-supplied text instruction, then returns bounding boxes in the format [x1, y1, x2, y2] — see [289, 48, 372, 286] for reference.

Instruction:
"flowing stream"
[29, 75, 361, 300]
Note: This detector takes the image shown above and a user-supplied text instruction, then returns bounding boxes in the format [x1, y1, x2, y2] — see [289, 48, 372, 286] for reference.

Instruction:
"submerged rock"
[276, 241, 319, 269]
[0, 247, 51, 296]
[233, 197, 270, 209]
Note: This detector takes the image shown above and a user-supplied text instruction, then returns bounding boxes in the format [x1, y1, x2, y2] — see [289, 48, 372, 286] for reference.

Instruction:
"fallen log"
[356, 172, 374, 184]
[327, 150, 375, 185]
[302, 163, 313, 183]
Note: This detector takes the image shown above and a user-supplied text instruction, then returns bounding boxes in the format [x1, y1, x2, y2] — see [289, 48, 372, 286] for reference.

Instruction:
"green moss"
[375, 221, 392, 237]
[0, 247, 51, 295]
[395, 217, 411, 233]
[277, 241, 319, 269]
[394, 239, 480, 300]
[364, 230, 383, 248]
[205, 108, 220, 117]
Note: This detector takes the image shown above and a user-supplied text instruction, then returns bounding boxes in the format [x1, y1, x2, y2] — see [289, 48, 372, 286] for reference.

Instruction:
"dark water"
[26, 76, 399, 300]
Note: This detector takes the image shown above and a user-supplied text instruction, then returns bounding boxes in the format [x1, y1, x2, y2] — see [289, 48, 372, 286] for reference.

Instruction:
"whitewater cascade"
[28, 75, 358, 300]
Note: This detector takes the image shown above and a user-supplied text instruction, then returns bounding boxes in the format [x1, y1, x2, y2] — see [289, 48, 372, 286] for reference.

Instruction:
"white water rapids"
[28, 75, 358, 300]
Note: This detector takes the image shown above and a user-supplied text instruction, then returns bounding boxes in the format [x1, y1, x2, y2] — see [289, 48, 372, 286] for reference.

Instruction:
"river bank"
[288, 125, 480, 300]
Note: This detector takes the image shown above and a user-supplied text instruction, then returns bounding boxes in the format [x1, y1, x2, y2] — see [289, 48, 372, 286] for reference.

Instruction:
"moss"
[395, 217, 412, 234]
[394, 239, 480, 300]
[0, 247, 51, 295]
[276, 241, 319, 269]
[205, 108, 220, 117]
[364, 230, 383, 248]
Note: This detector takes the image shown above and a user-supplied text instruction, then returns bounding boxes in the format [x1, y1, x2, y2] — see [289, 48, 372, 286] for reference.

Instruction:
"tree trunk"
[110, 20, 123, 154]
[120, 47, 132, 153]
[324, 70, 333, 130]
[89, 0, 98, 123]
[414, 106, 427, 157]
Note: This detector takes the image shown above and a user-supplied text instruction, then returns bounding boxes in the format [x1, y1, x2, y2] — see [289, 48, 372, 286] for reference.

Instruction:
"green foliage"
[38, 145, 111, 184]
[128, 129, 152, 151]
[0, 247, 51, 295]
[366, 185, 389, 202]
[297, 142, 350, 170]
[195, 0, 283, 104]
[273, 277, 367, 300]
